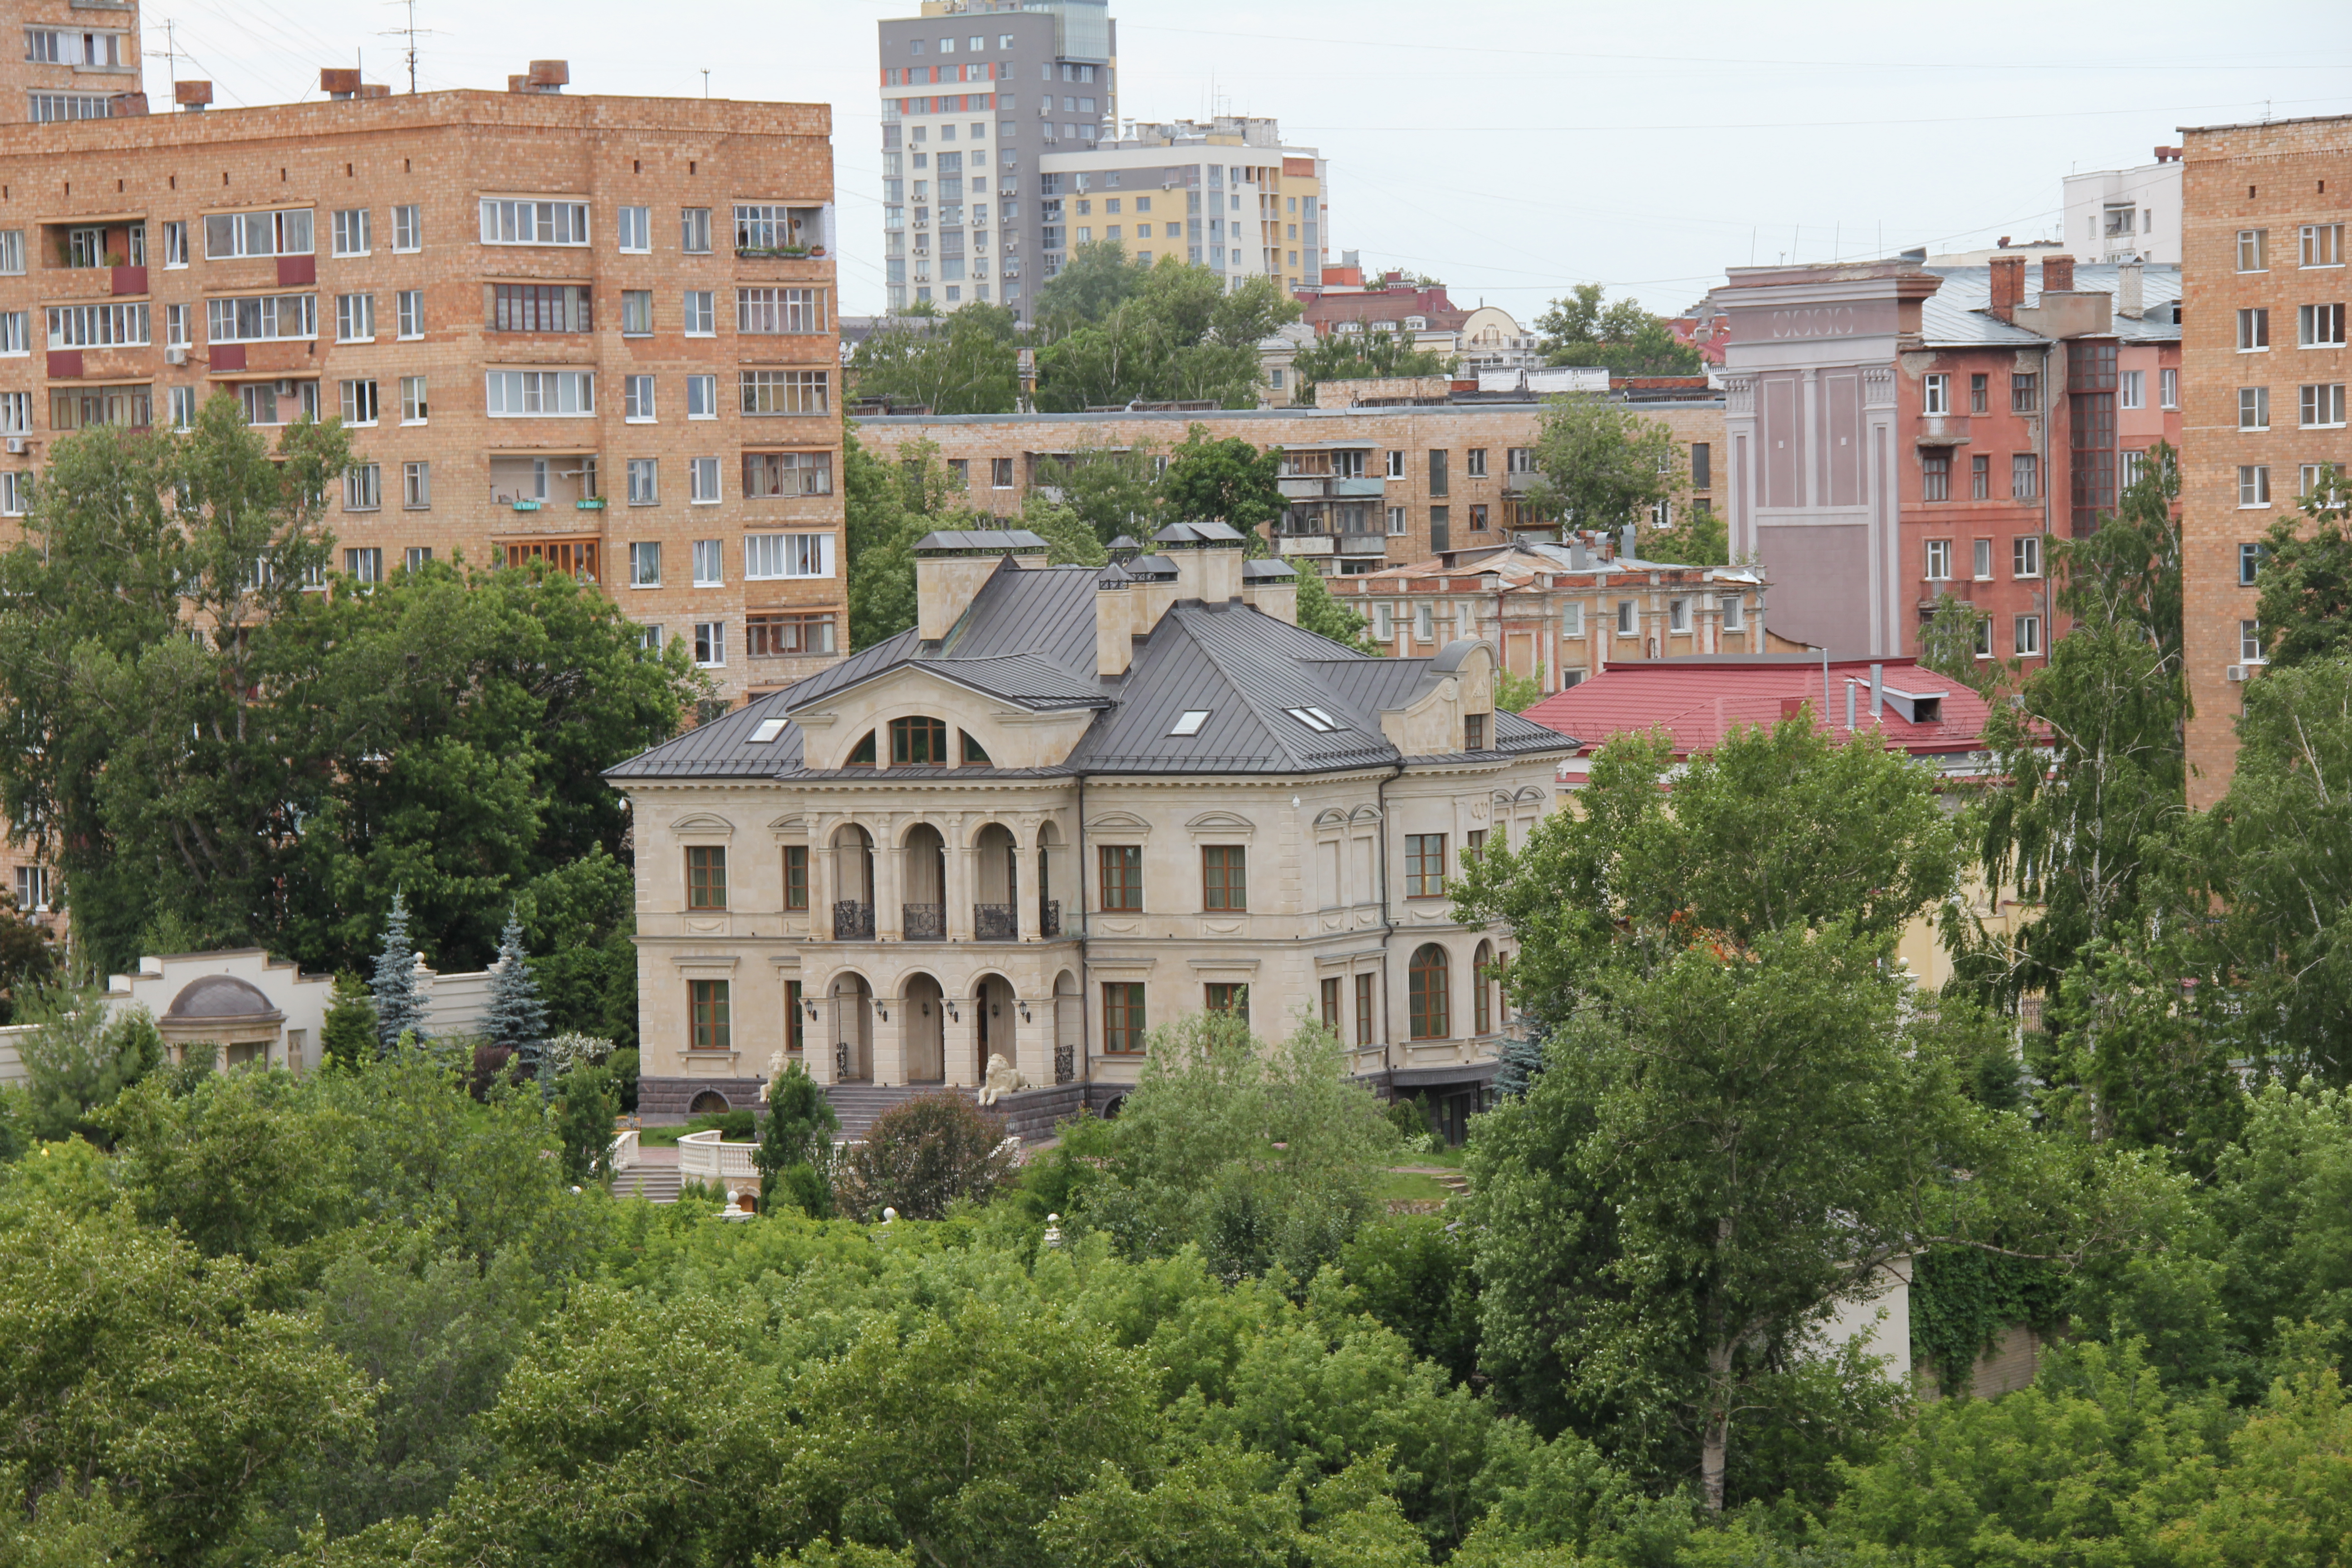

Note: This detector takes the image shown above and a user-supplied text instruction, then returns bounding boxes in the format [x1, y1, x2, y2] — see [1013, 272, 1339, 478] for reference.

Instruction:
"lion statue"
[978, 1052, 1031, 1106]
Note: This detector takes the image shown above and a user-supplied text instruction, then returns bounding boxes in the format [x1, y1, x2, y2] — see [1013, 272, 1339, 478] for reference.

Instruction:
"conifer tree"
[369, 892, 429, 1053]
[483, 910, 549, 1091]
[319, 971, 377, 1072]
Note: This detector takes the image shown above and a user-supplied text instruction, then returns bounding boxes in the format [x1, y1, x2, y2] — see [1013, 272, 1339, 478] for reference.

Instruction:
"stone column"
[877, 824, 904, 941]
[876, 983, 908, 1087]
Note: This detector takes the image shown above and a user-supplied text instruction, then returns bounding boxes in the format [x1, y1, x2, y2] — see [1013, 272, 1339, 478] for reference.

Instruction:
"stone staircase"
[822, 1083, 942, 1143]
[614, 1164, 682, 1203]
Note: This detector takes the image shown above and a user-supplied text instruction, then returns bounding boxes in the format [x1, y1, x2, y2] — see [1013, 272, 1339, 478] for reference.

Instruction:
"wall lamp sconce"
[877, 1003, 890, 1023]
[945, 1000, 960, 1023]
[1019, 1001, 1032, 1023]
[802, 998, 820, 1022]
[990, 1003, 1001, 1019]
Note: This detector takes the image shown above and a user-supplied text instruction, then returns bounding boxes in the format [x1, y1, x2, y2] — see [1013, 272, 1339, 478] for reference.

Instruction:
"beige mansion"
[608, 526, 1574, 1129]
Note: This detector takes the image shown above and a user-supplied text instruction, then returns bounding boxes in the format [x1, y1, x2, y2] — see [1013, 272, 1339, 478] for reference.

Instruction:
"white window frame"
[167, 387, 196, 430]
[343, 463, 382, 512]
[478, 198, 591, 246]
[204, 208, 314, 260]
[392, 204, 422, 253]
[689, 455, 721, 505]
[331, 208, 370, 257]
[2239, 465, 2272, 507]
[335, 292, 375, 343]
[2012, 534, 2042, 579]
[402, 461, 431, 510]
[742, 532, 835, 579]
[621, 289, 654, 337]
[2239, 386, 2270, 431]
[2160, 367, 2179, 409]
[1921, 373, 1949, 416]
[161, 221, 187, 269]
[2014, 614, 2042, 657]
[686, 374, 718, 420]
[630, 541, 662, 588]
[338, 378, 379, 426]
[2240, 618, 2267, 665]
[682, 290, 716, 336]
[1385, 450, 1406, 480]
[626, 458, 660, 506]
[484, 369, 595, 416]
[693, 622, 726, 669]
[1924, 539, 1951, 581]
[400, 375, 428, 425]
[206, 294, 319, 345]
[2120, 368, 2143, 410]
[625, 374, 657, 422]
[2301, 383, 2348, 430]
[396, 289, 424, 340]
[692, 539, 725, 587]
[617, 205, 652, 253]
[1973, 538, 1993, 581]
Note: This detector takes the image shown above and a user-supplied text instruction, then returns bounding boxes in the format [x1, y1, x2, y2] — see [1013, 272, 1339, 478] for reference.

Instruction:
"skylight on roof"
[1170, 710, 1211, 736]
[749, 718, 789, 744]
[1286, 707, 1342, 733]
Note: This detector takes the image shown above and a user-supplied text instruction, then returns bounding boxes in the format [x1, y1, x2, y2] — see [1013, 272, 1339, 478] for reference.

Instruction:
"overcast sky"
[144, 0, 2352, 321]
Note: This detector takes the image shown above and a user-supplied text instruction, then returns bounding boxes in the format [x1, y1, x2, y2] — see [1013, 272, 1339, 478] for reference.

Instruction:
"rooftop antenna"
[146, 17, 180, 81]
[380, 0, 439, 94]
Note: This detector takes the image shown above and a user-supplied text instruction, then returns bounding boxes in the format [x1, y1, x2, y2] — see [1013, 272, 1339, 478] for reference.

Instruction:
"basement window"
[1169, 710, 1210, 736]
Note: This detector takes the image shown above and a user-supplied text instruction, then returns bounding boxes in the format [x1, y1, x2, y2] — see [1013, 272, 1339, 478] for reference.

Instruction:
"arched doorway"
[973, 823, 1018, 940]
[902, 824, 946, 941]
[832, 825, 875, 940]
[972, 972, 1017, 1083]
[903, 973, 946, 1082]
[831, 972, 874, 1082]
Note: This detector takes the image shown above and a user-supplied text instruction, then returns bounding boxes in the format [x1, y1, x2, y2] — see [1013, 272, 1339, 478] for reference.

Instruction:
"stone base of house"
[638, 1076, 767, 1118]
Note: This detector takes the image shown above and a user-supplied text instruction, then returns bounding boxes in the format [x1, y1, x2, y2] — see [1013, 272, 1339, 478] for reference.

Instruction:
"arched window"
[847, 730, 877, 766]
[1473, 940, 1493, 1034]
[890, 715, 948, 765]
[1408, 944, 1450, 1040]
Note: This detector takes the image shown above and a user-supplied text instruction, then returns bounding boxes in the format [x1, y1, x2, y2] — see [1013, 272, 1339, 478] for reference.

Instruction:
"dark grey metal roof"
[914, 529, 1048, 553]
[608, 555, 1582, 784]
[1243, 559, 1299, 580]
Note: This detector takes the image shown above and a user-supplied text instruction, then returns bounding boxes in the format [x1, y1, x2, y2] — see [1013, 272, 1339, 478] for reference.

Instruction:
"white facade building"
[2063, 151, 2182, 265]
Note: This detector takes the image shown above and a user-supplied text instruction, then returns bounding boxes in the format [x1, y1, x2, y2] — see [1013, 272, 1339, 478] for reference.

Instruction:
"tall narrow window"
[1201, 845, 1247, 911]
[1408, 944, 1450, 1040]
[1355, 972, 1375, 1046]
[1321, 976, 1342, 1032]
[1103, 982, 1145, 1053]
[784, 846, 809, 911]
[1405, 833, 1447, 898]
[689, 980, 731, 1051]
[686, 846, 728, 910]
[1921, 451, 1950, 501]
[1098, 844, 1142, 911]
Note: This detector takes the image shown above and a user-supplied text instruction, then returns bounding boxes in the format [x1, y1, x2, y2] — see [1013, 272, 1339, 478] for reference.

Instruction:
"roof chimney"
[2041, 254, 2075, 295]
[914, 529, 1048, 640]
[173, 80, 213, 112]
[320, 67, 362, 99]
[528, 60, 570, 92]
[2116, 260, 2144, 320]
[1989, 255, 2024, 322]
[2154, 145, 2181, 163]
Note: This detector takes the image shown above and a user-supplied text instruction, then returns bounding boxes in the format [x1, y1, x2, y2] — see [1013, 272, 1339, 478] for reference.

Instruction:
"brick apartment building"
[2179, 113, 2351, 807]
[851, 388, 1723, 575]
[0, 58, 848, 707]
[5, 2, 147, 125]
[1712, 255, 2180, 662]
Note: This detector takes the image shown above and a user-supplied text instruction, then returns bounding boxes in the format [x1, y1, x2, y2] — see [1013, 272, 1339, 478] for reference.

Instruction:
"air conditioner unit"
[2226, 665, 2249, 683]
[164, 345, 187, 365]
[274, 379, 294, 397]
[3, 437, 22, 455]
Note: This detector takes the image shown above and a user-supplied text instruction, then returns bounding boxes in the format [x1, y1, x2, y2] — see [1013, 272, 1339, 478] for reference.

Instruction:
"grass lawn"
[1402, 1143, 1467, 1169]
[1376, 1170, 1455, 1205]
[632, 1113, 753, 1147]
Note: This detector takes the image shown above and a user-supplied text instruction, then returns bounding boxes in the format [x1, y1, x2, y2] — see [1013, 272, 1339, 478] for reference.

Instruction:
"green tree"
[15, 1000, 165, 1146]
[1016, 491, 1112, 568]
[1037, 253, 1299, 412]
[511, 845, 640, 1051]
[481, 911, 549, 1088]
[845, 433, 990, 649]
[1534, 284, 1701, 377]
[554, 1063, 619, 1186]
[1295, 568, 1380, 654]
[1034, 239, 1149, 335]
[755, 1060, 840, 1217]
[1035, 443, 1164, 546]
[1291, 328, 1456, 403]
[0, 398, 348, 966]
[369, 892, 428, 1050]
[834, 1092, 1018, 1221]
[1494, 664, 1546, 715]
[1160, 424, 1284, 535]
[849, 304, 1024, 415]
[1643, 503, 1729, 566]
[1519, 394, 1685, 538]
[1915, 593, 2000, 696]
[320, 971, 377, 1073]
[2252, 462, 2352, 666]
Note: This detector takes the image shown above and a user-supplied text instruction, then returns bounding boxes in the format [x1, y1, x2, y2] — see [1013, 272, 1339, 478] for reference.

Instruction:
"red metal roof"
[1520, 658, 1994, 760]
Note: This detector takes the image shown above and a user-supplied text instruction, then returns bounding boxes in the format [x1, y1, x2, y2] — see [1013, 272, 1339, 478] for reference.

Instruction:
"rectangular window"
[1202, 845, 1247, 911]
[2161, 367, 2178, 408]
[2011, 372, 2040, 412]
[687, 374, 719, 419]
[2014, 615, 2043, 657]
[0, 313, 24, 356]
[2240, 386, 2272, 429]
[1719, 594, 1744, 631]
[1925, 539, 1951, 581]
[404, 548, 432, 574]
[402, 461, 431, 510]
[692, 622, 725, 668]
[743, 450, 834, 497]
[391, 204, 421, 252]
[399, 375, 428, 424]
[331, 208, 370, 256]
[1386, 506, 1407, 536]
[2121, 368, 2144, 409]
[626, 373, 660, 420]
[490, 284, 592, 333]
[205, 294, 318, 344]
[394, 289, 424, 339]
[1205, 983, 1249, 1021]
[734, 203, 823, 254]
[1385, 449, 1406, 480]
[1102, 982, 1145, 1054]
[1921, 451, 1950, 501]
[43, 302, 148, 348]
[344, 547, 383, 583]
[739, 369, 828, 415]
[1405, 833, 1447, 899]
[689, 979, 731, 1051]
[2239, 465, 2272, 507]
[478, 199, 590, 246]
[681, 207, 712, 253]
[1429, 448, 1449, 496]
[203, 208, 314, 259]
[689, 455, 721, 504]
[617, 205, 651, 253]
[1098, 844, 1142, 911]
[0, 471, 28, 515]
[748, 612, 836, 657]
[2241, 619, 2267, 664]
[693, 539, 724, 586]
[2301, 383, 2348, 428]
[2303, 224, 2346, 268]
[630, 541, 662, 588]
[1970, 373, 1989, 414]
[1922, 373, 1949, 416]
[2013, 452, 2039, 500]
[781, 846, 812, 913]
[335, 293, 375, 343]
[485, 370, 594, 416]
[1321, 976, 1342, 1033]
[1970, 453, 1990, 499]
[2238, 229, 2269, 272]
[1972, 538, 1993, 580]
[991, 456, 1015, 488]
[2302, 304, 2349, 348]
[164, 304, 191, 347]
[2239, 540, 2267, 585]
[743, 532, 834, 579]
[1465, 447, 1488, 479]
[682, 290, 716, 336]
[339, 379, 379, 425]
[343, 463, 382, 511]
[2303, 466, 2347, 508]
[686, 845, 728, 910]
[2013, 534, 2042, 578]
[27, 93, 111, 123]
[621, 290, 653, 336]
[2239, 308, 2271, 351]
[736, 287, 829, 333]
[160, 221, 187, 268]
[627, 458, 659, 505]
[1355, 972, 1376, 1046]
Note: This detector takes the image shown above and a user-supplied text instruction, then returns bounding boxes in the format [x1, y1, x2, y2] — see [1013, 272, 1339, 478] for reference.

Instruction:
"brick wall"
[2, 2, 144, 125]
[0, 87, 846, 703]
[855, 398, 1726, 572]
[2180, 115, 2352, 806]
